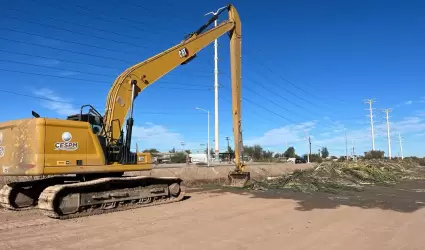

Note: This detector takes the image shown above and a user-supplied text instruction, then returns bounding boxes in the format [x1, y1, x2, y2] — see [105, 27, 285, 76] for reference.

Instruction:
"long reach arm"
[102, 4, 246, 175]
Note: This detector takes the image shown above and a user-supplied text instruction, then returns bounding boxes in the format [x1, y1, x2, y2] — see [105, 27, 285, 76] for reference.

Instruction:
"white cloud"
[244, 121, 316, 147]
[33, 88, 79, 116]
[247, 114, 425, 157]
[405, 100, 413, 105]
[132, 124, 193, 151]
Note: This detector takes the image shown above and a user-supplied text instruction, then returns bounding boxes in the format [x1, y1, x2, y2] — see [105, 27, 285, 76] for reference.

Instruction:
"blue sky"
[1, 0, 425, 157]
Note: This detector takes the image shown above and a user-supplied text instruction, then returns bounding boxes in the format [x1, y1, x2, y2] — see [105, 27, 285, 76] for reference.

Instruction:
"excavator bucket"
[227, 171, 251, 187]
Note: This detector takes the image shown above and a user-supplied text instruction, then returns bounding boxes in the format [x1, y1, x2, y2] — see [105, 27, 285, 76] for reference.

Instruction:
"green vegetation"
[170, 152, 187, 163]
[283, 146, 296, 158]
[320, 147, 329, 158]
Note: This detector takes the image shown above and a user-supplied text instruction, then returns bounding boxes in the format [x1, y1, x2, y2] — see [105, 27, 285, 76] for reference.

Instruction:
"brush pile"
[247, 160, 425, 193]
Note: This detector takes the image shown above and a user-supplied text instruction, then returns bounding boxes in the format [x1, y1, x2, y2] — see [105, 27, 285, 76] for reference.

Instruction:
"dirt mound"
[128, 163, 311, 187]
[247, 160, 425, 194]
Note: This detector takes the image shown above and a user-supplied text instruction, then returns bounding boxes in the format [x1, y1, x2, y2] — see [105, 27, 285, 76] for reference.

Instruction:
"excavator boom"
[102, 4, 249, 185]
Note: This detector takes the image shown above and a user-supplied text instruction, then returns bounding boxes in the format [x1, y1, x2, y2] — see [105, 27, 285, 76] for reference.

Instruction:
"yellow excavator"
[0, 4, 249, 219]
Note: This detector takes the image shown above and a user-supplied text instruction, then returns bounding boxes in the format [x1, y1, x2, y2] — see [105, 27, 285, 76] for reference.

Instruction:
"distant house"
[287, 158, 296, 163]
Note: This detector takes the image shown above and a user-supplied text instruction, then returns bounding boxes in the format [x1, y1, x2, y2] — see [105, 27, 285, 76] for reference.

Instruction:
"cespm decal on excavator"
[54, 132, 78, 151]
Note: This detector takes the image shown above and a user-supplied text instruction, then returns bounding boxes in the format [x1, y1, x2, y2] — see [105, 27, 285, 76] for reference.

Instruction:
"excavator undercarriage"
[1, 176, 185, 219]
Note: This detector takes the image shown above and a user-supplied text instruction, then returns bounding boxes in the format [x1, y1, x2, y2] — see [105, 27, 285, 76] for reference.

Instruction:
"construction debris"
[246, 160, 425, 194]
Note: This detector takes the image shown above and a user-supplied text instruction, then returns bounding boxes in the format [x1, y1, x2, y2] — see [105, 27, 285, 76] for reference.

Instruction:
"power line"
[9, 3, 345, 128]
[244, 52, 336, 112]
[0, 68, 108, 83]
[241, 96, 298, 124]
[119, 0, 195, 23]
[0, 37, 133, 64]
[4, 6, 153, 43]
[0, 68, 213, 91]
[0, 59, 114, 78]
[219, 95, 297, 131]
[0, 49, 214, 76]
[242, 85, 313, 122]
[30, 0, 194, 39]
[4, 5, 198, 50]
[220, 68, 313, 114]
[246, 48, 350, 106]
[0, 89, 221, 116]
[218, 69, 350, 127]
[0, 27, 138, 55]
[220, 88, 345, 138]
[58, 0, 182, 34]
[0, 86, 213, 110]
[218, 68, 329, 122]
[0, 57, 215, 82]
[0, 49, 118, 70]
[3, 15, 149, 50]
[0, 89, 76, 104]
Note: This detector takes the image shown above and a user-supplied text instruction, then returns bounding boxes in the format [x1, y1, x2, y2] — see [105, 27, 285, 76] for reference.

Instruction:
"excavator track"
[0, 176, 77, 211]
[38, 176, 186, 220]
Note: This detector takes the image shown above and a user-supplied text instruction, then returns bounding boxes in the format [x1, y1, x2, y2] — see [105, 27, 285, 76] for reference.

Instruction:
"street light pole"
[205, 6, 226, 162]
[196, 107, 210, 167]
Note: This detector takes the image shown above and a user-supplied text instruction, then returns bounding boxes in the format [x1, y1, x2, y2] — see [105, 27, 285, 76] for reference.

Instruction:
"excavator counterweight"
[0, 4, 248, 218]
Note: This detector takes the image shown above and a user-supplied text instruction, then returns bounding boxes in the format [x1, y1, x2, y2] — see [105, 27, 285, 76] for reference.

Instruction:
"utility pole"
[364, 99, 376, 150]
[196, 107, 210, 167]
[345, 127, 348, 161]
[309, 137, 311, 162]
[398, 132, 404, 160]
[205, 6, 226, 162]
[384, 108, 392, 159]
[225, 136, 230, 152]
[305, 130, 310, 163]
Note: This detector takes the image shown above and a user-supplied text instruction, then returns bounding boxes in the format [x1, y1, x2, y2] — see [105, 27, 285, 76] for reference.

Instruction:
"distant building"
[189, 153, 208, 163]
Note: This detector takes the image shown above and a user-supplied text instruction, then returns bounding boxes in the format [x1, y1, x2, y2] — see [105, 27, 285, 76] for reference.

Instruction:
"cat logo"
[55, 132, 78, 151]
[178, 48, 189, 58]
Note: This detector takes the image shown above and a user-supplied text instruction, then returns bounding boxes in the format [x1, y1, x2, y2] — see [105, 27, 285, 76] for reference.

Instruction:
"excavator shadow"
[187, 178, 425, 214]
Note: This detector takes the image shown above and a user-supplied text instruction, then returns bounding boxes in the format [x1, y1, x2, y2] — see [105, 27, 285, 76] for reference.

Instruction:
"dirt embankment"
[0, 163, 311, 187]
[130, 163, 311, 186]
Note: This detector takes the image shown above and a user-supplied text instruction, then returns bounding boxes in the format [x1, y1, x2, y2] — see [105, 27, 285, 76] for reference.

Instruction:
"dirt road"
[1, 180, 425, 250]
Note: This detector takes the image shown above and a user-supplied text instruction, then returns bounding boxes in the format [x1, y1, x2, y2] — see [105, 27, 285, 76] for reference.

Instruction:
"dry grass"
[246, 160, 425, 194]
